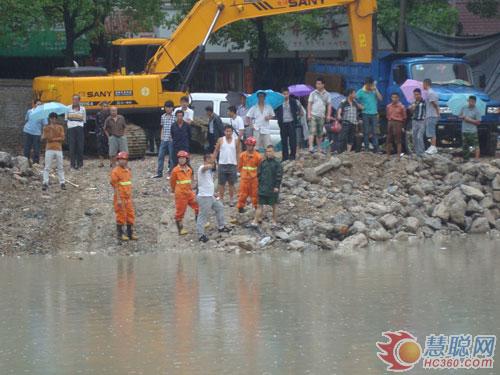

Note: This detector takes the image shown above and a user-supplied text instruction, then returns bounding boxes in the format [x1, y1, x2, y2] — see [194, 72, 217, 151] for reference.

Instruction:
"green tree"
[466, 0, 500, 18]
[377, 0, 459, 49]
[1, 0, 165, 65]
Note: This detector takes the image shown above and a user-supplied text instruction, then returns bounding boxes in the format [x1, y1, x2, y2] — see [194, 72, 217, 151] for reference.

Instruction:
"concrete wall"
[0, 80, 33, 154]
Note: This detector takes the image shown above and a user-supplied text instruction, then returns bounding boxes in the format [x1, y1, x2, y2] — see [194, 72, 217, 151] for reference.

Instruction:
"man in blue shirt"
[23, 100, 46, 164]
[356, 77, 382, 153]
[170, 110, 191, 167]
[459, 95, 482, 160]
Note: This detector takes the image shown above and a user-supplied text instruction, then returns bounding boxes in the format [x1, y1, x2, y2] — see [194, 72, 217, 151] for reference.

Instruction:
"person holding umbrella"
[246, 92, 275, 151]
[23, 99, 46, 165]
[275, 87, 300, 161]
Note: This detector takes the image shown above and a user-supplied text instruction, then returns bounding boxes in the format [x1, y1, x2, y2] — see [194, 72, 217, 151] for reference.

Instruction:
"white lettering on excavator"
[289, 0, 325, 7]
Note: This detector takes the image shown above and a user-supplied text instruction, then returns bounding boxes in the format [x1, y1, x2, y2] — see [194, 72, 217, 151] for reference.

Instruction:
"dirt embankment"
[0, 150, 499, 256]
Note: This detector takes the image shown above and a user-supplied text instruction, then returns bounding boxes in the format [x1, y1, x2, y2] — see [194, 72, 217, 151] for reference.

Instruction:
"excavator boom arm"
[146, 0, 377, 76]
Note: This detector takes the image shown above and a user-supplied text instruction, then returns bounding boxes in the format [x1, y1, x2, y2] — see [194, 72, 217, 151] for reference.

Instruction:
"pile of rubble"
[0, 151, 34, 183]
[221, 152, 500, 252]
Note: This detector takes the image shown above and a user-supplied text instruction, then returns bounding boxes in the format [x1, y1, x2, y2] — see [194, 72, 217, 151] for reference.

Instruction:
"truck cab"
[383, 53, 499, 154]
[311, 52, 500, 155]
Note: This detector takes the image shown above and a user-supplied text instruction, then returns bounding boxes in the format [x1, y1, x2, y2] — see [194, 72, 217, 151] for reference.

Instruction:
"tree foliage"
[1, 0, 165, 65]
[377, 0, 459, 48]
[466, 0, 500, 18]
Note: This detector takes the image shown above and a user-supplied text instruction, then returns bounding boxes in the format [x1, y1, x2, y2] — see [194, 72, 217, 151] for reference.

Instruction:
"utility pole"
[398, 0, 407, 52]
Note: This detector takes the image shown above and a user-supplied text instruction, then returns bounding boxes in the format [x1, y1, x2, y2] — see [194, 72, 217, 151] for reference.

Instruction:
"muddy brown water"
[0, 238, 498, 375]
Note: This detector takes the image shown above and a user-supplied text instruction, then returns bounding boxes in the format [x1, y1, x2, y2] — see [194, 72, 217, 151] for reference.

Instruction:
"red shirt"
[386, 102, 407, 122]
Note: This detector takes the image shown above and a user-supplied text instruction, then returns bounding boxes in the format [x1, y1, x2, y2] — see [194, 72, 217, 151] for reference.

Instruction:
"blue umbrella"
[330, 92, 345, 110]
[29, 102, 68, 122]
[446, 94, 486, 116]
[246, 90, 284, 110]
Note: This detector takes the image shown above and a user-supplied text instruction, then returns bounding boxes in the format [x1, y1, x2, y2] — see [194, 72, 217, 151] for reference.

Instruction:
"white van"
[190, 92, 281, 146]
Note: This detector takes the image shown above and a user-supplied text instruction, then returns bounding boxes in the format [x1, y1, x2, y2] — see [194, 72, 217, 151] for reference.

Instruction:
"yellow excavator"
[33, 0, 377, 157]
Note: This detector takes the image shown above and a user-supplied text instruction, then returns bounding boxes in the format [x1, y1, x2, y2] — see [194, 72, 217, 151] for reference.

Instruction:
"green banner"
[0, 30, 90, 57]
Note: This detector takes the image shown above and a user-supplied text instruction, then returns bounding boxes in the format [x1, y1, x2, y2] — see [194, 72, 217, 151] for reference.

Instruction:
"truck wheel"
[479, 130, 497, 157]
[125, 124, 147, 159]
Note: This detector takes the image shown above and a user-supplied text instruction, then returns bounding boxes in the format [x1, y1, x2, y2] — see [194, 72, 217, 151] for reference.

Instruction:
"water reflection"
[0, 238, 498, 374]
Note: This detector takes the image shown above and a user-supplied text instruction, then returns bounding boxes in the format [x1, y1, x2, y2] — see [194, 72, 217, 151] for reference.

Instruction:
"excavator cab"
[108, 38, 168, 75]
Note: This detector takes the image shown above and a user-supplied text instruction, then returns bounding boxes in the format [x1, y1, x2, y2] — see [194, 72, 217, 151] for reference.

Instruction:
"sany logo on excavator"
[245, 0, 325, 10]
[288, 0, 325, 6]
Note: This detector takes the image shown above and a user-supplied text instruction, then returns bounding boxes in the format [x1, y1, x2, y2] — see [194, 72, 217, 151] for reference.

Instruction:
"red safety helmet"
[245, 137, 257, 146]
[177, 150, 189, 158]
[116, 151, 129, 160]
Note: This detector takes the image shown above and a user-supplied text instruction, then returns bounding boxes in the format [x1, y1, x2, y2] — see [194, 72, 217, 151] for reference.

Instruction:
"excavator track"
[125, 123, 147, 159]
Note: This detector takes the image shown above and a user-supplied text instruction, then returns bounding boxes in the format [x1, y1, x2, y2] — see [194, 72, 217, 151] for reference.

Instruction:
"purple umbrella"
[288, 84, 314, 97]
[400, 79, 428, 103]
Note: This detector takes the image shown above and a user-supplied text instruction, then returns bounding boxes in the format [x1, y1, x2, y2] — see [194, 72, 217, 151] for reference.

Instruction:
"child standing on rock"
[170, 150, 199, 235]
[110, 152, 138, 241]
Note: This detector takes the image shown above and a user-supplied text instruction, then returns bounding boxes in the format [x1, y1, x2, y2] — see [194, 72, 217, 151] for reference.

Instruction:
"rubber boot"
[117, 224, 129, 241]
[127, 224, 138, 240]
[176, 220, 188, 235]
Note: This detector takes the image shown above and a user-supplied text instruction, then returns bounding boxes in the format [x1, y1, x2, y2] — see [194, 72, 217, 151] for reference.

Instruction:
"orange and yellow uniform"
[170, 165, 199, 221]
[111, 166, 135, 225]
[237, 151, 262, 209]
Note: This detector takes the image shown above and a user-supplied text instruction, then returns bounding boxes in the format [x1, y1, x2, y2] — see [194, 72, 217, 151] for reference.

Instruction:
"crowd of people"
[22, 75, 485, 242]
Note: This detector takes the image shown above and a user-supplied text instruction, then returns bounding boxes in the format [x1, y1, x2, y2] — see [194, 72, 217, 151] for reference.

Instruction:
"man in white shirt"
[227, 105, 245, 142]
[307, 78, 332, 153]
[174, 96, 194, 124]
[212, 125, 241, 206]
[246, 92, 275, 151]
[65, 94, 86, 169]
[196, 154, 231, 243]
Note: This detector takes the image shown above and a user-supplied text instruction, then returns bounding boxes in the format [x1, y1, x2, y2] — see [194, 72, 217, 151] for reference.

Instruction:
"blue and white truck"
[311, 52, 500, 155]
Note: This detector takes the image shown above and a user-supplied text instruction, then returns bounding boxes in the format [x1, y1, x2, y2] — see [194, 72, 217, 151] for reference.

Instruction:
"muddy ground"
[0, 154, 283, 256]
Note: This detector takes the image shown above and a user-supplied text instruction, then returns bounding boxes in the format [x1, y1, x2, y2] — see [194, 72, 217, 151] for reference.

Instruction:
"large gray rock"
[424, 217, 442, 231]
[461, 184, 485, 201]
[224, 235, 255, 251]
[298, 218, 315, 230]
[481, 196, 495, 209]
[350, 220, 367, 234]
[493, 175, 500, 202]
[315, 222, 335, 235]
[366, 202, 390, 216]
[314, 157, 341, 175]
[444, 171, 463, 186]
[405, 160, 419, 174]
[466, 199, 484, 214]
[12, 156, 32, 176]
[380, 214, 399, 230]
[303, 168, 321, 184]
[338, 233, 368, 250]
[432, 202, 450, 221]
[0, 152, 12, 168]
[404, 217, 420, 233]
[449, 198, 467, 227]
[368, 227, 392, 241]
[468, 217, 490, 233]
[288, 240, 306, 251]
[274, 231, 290, 241]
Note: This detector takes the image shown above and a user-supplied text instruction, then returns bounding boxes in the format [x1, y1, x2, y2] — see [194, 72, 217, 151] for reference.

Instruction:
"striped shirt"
[65, 105, 86, 129]
[161, 113, 175, 141]
[339, 99, 360, 125]
[412, 100, 426, 121]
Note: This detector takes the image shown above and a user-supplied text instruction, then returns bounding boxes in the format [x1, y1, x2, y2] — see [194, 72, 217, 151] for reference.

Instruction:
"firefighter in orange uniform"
[110, 151, 138, 241]
[170, 150, 199, 235]
[237, 137, 262, 213]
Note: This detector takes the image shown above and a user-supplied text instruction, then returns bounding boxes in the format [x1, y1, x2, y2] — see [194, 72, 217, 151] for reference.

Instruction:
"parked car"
[190, 92, 281, 147]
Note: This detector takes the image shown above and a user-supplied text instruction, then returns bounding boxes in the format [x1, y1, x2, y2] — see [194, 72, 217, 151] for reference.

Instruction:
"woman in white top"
[212, 125, 241, 206]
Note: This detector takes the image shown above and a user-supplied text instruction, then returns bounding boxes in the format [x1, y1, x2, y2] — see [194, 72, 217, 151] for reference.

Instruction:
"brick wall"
[0, 80, 33, 154]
